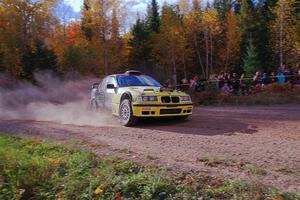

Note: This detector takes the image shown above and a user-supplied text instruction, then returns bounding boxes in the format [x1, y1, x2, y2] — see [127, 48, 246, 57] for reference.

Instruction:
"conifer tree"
[81, 0, 93, 40]
[146, 0, 160, 33]
[243, 40, 260, 76]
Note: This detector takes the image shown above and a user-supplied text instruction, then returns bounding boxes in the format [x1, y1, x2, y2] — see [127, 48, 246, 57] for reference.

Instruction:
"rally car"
[91, 71, 193, 126]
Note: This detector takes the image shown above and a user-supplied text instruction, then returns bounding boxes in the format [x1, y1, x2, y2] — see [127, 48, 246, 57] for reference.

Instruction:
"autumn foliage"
[0, 0, 299, 82]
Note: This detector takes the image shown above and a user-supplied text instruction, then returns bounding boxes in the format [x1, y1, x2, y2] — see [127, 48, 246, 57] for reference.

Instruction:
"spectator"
[276, 72, 285, 85]
[221, 82, 233, 93]
[240, 73, 248, 95]
[270, 72, 277, 83]
[261, 73, 269, 86]
[181, 78, 188, 84]
[253, 71, 262, 86]
[211, 75, 219, 89]
[189, 75, 199, 92]
[180, 78, 189, 91]
[231, 73, 240, 95]
[164, 79, 172, 88]
[218, 73, 225, 89]
[283, 66, 292, 83]
[294, 70, 300, 86]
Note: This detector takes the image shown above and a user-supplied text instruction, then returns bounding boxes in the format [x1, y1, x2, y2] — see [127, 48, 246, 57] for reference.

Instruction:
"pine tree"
[243, 40, 260, 76]
[128, 17, 151, 72]
[81, 0, 93, 40]
[152, 4, 183, 86]
[254, 0, 275, 72]
[238, 0, 258, 67]
[146, 0, 160, 33]
[109, 8, 123, 73]
[22, 40, 57, 80]
[213, 0, 233, 20]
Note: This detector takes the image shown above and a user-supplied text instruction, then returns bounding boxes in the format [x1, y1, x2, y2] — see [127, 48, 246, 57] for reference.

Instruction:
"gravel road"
[0, 105, 300, 191]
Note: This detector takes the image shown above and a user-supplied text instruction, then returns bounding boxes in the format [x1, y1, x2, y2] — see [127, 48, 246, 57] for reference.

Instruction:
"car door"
[95, 77, 107, 108]
[104, 76, 117, 111]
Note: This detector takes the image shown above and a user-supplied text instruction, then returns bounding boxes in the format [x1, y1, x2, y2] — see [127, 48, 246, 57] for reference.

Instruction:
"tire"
[119, 99, 137, 126]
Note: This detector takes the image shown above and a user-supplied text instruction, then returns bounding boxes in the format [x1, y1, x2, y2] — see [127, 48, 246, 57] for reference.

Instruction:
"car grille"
[160, 109, 182, 115]
[161, 96, 180, 103]
[171, 97, 180, 103]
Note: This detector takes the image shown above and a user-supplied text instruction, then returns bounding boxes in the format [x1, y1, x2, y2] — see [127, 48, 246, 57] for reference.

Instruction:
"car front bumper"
[132, 103, 193, 117]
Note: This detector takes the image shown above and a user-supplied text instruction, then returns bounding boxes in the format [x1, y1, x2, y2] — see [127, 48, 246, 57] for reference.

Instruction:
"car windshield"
[117, 75, 162, 87]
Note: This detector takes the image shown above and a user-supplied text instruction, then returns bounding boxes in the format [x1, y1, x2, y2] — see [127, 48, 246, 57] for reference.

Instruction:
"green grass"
[0, 134, 299, 200]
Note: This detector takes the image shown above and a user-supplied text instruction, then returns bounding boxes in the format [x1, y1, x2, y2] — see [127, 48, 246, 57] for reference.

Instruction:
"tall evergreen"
[254, 0, 275, 72]
[238, 0, 258, 70]
[243, 40, 260, 76]
[146, 0, 160, 33]
[81, 0, 93, 40]
[213, 0, 233, 20]
[22, 40, 57, 80]
[128, 18, 151, 71]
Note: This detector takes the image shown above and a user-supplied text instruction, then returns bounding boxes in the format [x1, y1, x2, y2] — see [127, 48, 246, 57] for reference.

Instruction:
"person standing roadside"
[276, 72, 286, 85]
[240, 74, 248, 95]
[189, 75, 199, 92]
[294, 70, 300, 87]
[253, 71, 262, 87]
[270, 72, 277, 84]
[231, 73, 240, 95]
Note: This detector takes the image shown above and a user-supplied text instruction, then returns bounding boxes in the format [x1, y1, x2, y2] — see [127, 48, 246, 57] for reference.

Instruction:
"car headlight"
[136, 96, 158, 102]
[180, 96, 191, 101]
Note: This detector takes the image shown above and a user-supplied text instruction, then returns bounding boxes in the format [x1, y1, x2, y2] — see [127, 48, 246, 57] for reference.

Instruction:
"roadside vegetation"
[0, 134, 299, 200]
[194, 84, 300, 106]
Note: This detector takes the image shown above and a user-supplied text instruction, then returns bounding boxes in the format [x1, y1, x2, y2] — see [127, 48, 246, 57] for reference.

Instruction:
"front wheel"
[119, 99, 137, 126]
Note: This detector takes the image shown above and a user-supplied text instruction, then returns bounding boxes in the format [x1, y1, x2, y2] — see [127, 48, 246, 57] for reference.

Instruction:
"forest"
[0, 0, 299, 84]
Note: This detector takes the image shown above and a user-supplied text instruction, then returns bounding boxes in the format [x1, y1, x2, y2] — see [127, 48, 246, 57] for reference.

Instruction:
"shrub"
[193, 84, 300, 106]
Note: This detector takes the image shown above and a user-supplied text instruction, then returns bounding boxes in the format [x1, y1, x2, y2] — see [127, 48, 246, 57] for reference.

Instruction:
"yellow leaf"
[94, 187, 103, 195]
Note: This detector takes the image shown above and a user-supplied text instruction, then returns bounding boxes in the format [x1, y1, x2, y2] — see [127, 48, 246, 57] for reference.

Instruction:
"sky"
[61, 0, 178, 31]
[63, 0, 177, 15]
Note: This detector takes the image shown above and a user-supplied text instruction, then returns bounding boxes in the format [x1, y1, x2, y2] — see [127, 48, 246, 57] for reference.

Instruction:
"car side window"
[107, 76, 117, 87]
[99, 77, 108, 91]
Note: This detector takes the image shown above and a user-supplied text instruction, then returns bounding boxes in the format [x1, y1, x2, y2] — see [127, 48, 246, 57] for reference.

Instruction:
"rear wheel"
[119, 99, 137, 126]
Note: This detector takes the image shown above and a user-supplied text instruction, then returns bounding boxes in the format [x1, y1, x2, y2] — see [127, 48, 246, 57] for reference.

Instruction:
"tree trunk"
[279, 4, 284, 67]
[182, 53, 187, 79]
[104, 49, 108, 75]
[193, 33, 205, 76]
[210, 32, 213, 77]
[225, 44, 229, 72]
[171, 47, 177, 89]
[205, 30, 209, 79]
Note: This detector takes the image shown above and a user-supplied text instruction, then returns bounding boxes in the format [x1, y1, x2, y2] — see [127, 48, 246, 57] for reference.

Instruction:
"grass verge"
[0, 134, 299, 200]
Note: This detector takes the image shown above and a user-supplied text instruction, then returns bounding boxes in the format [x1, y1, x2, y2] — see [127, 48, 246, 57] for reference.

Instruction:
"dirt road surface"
[0, 105, 300, 191]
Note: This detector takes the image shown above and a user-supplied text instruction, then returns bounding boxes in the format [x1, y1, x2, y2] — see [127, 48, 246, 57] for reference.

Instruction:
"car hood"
[125, 86, 188, 96]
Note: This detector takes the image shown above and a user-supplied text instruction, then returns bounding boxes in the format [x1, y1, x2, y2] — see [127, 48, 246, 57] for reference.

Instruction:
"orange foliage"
[66, 22, 81, 45]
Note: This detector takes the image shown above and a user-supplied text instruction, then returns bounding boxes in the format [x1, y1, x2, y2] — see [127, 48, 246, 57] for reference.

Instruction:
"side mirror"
[92, 83, 99, 89]
[107, 84, 116, 89]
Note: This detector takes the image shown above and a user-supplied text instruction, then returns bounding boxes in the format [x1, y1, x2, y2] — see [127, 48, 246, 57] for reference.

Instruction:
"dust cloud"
[0, 71, 115, 127]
